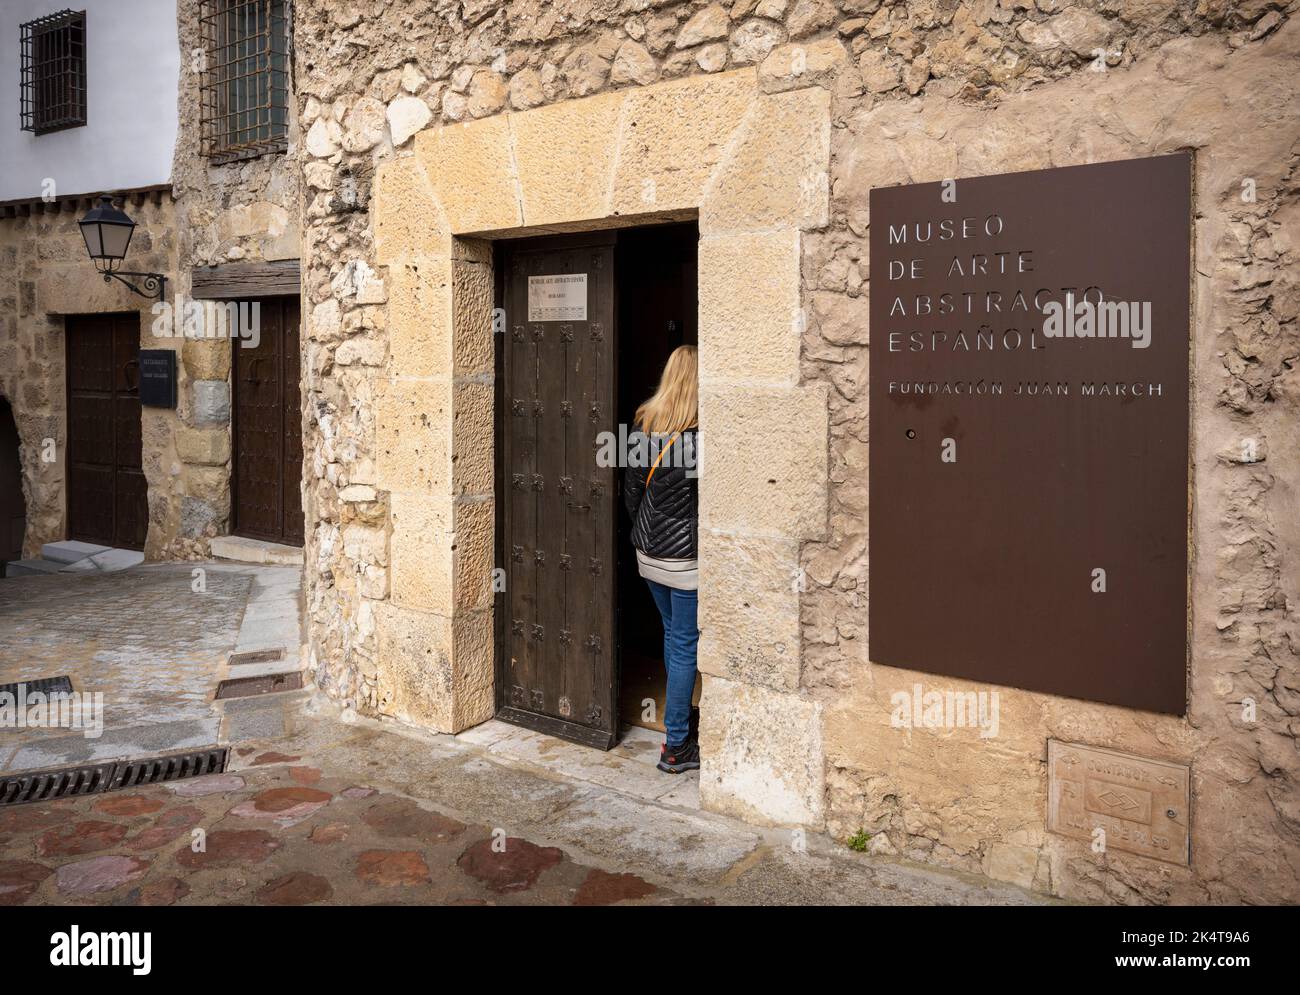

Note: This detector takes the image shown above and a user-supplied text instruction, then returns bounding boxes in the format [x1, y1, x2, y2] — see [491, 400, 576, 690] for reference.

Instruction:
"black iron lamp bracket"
[103, 270, 167, 302]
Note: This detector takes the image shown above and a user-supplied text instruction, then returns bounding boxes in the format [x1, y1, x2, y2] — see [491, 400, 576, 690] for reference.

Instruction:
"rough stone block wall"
[309, 65, 828, 759]
[804, 16, 1300, 903]
[160, 0, 304, 559]
[0, 199, 178, 558]
[292, 0, 1299, 904]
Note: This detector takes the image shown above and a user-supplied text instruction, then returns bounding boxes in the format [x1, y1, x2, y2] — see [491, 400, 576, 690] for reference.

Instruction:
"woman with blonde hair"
[623, 345, 700, 773]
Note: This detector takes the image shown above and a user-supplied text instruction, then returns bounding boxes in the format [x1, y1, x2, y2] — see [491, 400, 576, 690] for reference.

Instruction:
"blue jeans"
[645, 580, 698, 748]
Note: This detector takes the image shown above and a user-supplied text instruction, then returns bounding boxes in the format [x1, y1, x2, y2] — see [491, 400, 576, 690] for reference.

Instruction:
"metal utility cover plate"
[228, 648, 285, 666]
[867, 153, 1191, 714]
[215, 671, 303, 700]
[1047, 739, 1190, 866]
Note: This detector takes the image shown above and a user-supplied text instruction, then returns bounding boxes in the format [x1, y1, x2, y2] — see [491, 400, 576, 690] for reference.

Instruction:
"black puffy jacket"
[623, 429, 698, 559]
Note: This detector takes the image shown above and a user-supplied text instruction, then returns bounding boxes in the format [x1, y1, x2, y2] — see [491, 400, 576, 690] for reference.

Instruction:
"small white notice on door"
[528, 273, 587, 322]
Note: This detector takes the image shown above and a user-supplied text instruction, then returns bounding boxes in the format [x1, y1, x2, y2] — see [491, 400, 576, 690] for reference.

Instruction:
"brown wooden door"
[66, 313, 148, 550]
[496, 233, 619, 749]
[233, 297, 303, 546]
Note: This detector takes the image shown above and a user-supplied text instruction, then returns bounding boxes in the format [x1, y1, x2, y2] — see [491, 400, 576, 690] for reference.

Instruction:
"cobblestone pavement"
[0, 747, 685, 906]
[0, 693, 1056, 906]
[0, 564, 1056, 906]
[0, 562, 300, 769]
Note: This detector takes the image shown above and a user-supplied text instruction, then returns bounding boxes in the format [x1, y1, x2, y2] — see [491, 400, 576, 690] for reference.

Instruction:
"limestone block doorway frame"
[368, 68, 832, 828]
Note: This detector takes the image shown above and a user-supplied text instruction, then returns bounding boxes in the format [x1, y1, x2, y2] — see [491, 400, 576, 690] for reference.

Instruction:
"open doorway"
[492, 221, 699, 749]
[0, 396, 25, 575]
[614, 223, 699, 737]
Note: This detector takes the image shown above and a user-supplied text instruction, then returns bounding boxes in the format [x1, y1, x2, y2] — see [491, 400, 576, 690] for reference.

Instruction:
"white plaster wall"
[0, 0, 179, 201]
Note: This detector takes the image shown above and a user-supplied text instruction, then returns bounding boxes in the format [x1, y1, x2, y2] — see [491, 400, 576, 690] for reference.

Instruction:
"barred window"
[19, 9, 88, 135]
[199, 0, 291, 162]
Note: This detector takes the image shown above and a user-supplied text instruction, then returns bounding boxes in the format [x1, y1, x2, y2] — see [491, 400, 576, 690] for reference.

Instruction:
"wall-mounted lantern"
[78, 195, 166, 301]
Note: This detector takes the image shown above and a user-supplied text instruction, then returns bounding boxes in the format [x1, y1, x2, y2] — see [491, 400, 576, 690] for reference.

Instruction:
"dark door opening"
[0, 396, 26, 573]
[493, 222, 698, 749]
[232, 296, 304, 547]
[614, 224, 698, 736]
[66, 313, 148, 550]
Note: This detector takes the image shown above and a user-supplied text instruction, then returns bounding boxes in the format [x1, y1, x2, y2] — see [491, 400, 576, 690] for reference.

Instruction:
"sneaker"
[657, 738, 700, 773]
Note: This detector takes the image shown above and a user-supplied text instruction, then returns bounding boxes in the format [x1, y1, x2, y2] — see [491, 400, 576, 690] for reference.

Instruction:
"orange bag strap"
[645, 433, 680, 488]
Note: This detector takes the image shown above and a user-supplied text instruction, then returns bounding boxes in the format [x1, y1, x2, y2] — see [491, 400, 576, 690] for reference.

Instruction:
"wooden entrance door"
[66, 313, 148, 550]
[496, 232, 619, 749]
[232, 297, 303, 546]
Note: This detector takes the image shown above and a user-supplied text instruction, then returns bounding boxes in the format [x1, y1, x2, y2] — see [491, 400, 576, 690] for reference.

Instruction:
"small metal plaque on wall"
[868, 154, 1191, 714]
[138, 349, 177, 408]
[1047, 740, 1190, 866]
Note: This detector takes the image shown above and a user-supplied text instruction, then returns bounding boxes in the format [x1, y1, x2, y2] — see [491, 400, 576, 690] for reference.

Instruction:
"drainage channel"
[0, 747, 229, 807]
[0, 653, 303, 805]
[0, 676, 74, 698]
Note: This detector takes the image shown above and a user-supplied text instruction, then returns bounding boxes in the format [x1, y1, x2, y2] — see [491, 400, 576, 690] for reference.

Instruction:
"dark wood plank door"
[232, 297, 303, 546]
[66, 313, 148, 550]
[497, 233, 619, 749]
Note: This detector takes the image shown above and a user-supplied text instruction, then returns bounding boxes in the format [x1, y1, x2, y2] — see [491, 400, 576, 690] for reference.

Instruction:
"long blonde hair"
[635, 345, 698, 435]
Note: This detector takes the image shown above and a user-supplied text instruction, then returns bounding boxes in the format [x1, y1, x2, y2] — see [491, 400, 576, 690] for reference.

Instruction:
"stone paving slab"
[57, 557, 102, 573]
[5, 718, 224, 771]
[656, 777, 702, 810]
[3, 559, 62, 576]
[482, 724, 686, 802]
[227, 661, 303, 679]
[242, 598, 301, 623]
[209, 536, 304, 567]
[537, 787, 762, 880]
[41, 541, 110, 564]
[234, 618, 301, 654]
[86, 549, 146, 572]
[452, 718, 519, 748]
[405, 754, 584, 826]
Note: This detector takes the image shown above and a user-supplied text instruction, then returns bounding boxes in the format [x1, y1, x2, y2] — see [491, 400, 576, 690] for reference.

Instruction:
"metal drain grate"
[215, 671, 303, 700]
[0, 761, 116, 806]
[0, 676, 74, 699]
[113, 748, 228, 789]
[0, 747, 229, 807]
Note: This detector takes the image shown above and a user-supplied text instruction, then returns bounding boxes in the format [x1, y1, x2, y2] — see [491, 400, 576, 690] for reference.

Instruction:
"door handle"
[243, 357, 261, 385]
[123, 359, 139, 392]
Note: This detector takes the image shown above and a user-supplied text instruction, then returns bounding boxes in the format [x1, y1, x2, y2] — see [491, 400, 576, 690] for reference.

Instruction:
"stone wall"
[804, 18, 1300, 904]
[0, 0, 306, 563]
[0, 196, 179, 558]
[159, 0, 303, 559]
[293, 0, 1299, 904]
[306, 66, 829, 741]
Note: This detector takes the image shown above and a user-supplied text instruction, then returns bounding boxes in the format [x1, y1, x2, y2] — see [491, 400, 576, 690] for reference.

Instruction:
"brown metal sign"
[868, 154, 1191, 714]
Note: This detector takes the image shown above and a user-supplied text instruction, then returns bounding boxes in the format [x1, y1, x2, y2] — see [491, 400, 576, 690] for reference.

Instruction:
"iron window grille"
[19, 9, 87, 135]
[199, 0, 291, 162]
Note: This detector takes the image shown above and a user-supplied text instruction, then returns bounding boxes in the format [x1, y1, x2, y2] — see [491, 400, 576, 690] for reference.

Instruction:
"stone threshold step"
[4, 543, 145, 578]
[59, 548, 145, 572]
[4, 558, 64, 577]
[41, 540, 111, 564]
[210, 535, 304, 566]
